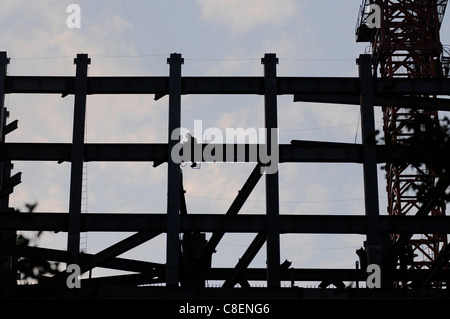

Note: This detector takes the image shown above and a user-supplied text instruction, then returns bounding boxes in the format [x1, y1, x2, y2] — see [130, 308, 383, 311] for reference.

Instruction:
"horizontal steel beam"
[12, 284, 450, 299]
[0, 142, 447, 164]
[0, 142, 446, 164]
[5, 76, 450, 96]
[208, 268, 450, 283]
[294, 94, 450, 112]
[2, 213, 450, 234]
[0, 142, 364, 163]
[75, 267, 450, 284]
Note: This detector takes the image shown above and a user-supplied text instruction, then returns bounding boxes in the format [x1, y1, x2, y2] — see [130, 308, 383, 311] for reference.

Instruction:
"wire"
[283, 58, 355, 61]
[281, 245, 360, 251]
[8, 54, 168, 61]
[10, 55, 74, 60]
[281, 123, 358, 132]
[185, 57, 259, 61]
[219, 241, 360, 251]
[7, 54, 356, 62]
[90, 54, 168, 58]
[185, 194, 363, 203]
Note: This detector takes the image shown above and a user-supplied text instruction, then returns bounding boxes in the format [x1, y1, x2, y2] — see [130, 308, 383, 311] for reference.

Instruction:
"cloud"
[196, 0, 300, 35]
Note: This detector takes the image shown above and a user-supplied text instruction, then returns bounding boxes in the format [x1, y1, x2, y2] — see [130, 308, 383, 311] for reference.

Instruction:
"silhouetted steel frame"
[1, 51, 450, 296]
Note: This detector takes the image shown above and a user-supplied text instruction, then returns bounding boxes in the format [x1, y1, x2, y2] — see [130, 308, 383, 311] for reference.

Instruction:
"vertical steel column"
[67, 54, 90, 265]
[262, 53, 281, 288]
[166, 53, 183, 287]
[0, 52, 9, 188]
[0, 51, 12, 275]
[358, 54, 382, 270]
[0, 52, 9, 209]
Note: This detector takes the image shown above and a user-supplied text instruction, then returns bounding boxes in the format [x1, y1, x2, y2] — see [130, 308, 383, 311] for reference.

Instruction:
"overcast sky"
[2, 0, 450, 286]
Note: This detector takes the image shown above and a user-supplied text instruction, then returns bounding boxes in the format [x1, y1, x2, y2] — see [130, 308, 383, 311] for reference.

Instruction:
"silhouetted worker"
[356, 247, 368, 271]
[399, 244, 417, 269]
[185, 133, 199, 168]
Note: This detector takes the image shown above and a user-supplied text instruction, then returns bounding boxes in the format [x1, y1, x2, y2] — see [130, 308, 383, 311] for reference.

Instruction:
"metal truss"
[1, 51, 450, 298]
[377, 0, 448, 287]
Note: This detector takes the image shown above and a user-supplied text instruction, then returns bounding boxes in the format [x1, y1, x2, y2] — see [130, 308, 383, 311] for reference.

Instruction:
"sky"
[2, 0, 450, 287]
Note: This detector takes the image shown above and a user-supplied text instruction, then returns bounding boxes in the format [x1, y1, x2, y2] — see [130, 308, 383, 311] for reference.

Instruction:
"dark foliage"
[383, 112, 450, 204]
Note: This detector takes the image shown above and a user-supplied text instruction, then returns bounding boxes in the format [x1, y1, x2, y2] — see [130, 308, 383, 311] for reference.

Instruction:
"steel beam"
[262, 53, 281, 288]
[294, 94, 450, 112]
[209, 268, 450, 283]
[12, 245, 161, 274]
[166, 53, 183, 287]
[3, 213, 450, 234]
[77, 231, 161, 275]
[2, 142, 447, 164]
[199, 163, 263, 263]
[0, 51, 14, 277]
[43, 230, 162, 287]
[1, 142, 365, 163]
[67, 54, 90, 265]
[222, 233, 266, 288]
[359, 55, 382, 269]
[4, 75, 450, 96]
[77, 268, 450, 285]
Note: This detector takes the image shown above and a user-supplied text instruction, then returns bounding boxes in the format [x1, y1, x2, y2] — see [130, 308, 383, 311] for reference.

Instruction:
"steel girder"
[4, 75, 450, 96]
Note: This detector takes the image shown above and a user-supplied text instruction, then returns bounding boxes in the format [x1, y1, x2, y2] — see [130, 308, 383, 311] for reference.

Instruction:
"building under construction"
[0, 0, 450, 299]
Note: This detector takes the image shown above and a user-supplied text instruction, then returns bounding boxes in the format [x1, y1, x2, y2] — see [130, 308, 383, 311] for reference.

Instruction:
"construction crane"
[356, 0, 449, 287]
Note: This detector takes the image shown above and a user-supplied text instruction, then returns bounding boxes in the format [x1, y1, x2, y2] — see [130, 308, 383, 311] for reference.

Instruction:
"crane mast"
[357, 0, 449, 287]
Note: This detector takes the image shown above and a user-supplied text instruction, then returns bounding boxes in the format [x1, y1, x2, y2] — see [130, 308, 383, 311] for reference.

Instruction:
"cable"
[283, 58, 355, 61]
[7, 54, 357, 62]
[185, 194, 364, 203]
[281, 245, 361, 251]
[10, 55, 74, 60]
[281, 123, 359, 132]
[185, 57, 259, 61]
[90, 54, 168, 58]
[219, 241, 360, 251]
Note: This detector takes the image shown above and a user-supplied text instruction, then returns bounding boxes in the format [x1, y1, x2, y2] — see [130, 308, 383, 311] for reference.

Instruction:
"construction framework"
[0, 49, 449, 299]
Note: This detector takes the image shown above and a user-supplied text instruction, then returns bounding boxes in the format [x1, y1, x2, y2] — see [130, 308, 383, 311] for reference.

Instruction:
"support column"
[358, 54, 382, 270]
[166, 53, 183, 287]
[262, 53, 280, 288]
[0, 51, 13, 276]
[0, 52, 9, 191]
[0, 52, 10, 211]
[67, 54, 90, 266]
